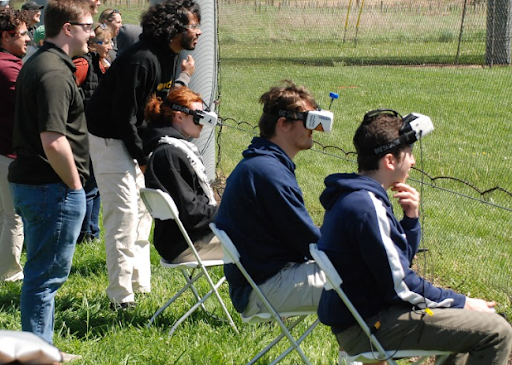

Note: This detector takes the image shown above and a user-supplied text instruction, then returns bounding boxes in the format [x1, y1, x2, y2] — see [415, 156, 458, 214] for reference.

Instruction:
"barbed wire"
[216, 117, 512, 211]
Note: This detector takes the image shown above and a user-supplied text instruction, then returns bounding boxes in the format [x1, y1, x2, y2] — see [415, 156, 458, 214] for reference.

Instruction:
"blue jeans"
[78, 161, 100, 243]
[78, 182, 101, 242]
[10, 182, 85, 344]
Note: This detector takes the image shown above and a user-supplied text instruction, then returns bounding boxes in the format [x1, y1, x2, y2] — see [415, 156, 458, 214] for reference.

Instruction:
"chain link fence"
[218, 0, 512, 65]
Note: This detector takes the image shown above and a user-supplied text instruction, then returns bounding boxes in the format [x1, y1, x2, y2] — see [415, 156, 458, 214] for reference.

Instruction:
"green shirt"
[9, 41, 89, 185]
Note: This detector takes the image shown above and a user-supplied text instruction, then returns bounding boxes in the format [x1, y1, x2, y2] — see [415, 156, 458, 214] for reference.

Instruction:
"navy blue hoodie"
[215, 137, 320, 312]
[317, 173, 466, 333]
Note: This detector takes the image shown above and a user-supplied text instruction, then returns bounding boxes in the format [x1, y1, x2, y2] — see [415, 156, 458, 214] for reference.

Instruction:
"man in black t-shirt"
[8, 0, 92, 345]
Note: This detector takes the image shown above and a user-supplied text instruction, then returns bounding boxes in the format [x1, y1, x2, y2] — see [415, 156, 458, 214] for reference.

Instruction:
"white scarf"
[158, 136, 217, 206]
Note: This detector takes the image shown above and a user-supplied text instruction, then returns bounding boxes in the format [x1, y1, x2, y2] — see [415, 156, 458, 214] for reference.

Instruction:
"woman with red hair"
[143, 87, 222, 263]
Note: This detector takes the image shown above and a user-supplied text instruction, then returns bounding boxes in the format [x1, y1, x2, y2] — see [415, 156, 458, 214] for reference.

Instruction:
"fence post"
[455, 0, 468, 64]
[485, 0, 512, 65]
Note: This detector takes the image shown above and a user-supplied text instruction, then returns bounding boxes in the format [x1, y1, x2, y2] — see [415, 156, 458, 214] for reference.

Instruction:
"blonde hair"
[88, 22, 112, 53]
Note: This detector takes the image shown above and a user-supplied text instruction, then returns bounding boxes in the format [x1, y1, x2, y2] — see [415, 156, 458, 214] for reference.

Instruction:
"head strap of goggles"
[364, 109, 434, 155]
[163, 100, 218, 127]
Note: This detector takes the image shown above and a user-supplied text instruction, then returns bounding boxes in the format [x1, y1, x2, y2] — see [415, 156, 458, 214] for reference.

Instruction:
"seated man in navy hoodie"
[317, 109, 512, 365]
[215, 80, 329, 317]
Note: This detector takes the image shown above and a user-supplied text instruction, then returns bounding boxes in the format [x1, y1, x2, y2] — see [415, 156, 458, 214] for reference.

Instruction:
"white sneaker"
[339, 350, 363, 365]
[61, 352, 83, 362]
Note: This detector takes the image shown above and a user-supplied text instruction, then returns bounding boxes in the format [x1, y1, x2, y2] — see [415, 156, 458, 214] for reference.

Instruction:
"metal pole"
[354, 0, 365, 48]
[491, 0, 496, 67]
[343, 0, 353, 43]
[455, 0, 468, 64]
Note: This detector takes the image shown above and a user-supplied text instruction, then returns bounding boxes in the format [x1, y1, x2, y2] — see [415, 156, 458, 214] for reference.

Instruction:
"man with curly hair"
[86, 0, 202, 310]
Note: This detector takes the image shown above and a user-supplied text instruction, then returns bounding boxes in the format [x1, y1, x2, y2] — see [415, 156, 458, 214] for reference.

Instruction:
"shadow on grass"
[54, 290, 234, 340]
[220, 54, 486, 66]
[69, 253, 107, 277]
[0, 281, 22, 310]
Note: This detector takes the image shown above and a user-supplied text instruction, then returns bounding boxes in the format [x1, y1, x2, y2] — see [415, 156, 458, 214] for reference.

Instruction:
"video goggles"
[166, 102, 218, 127]
[363, 109, 434, 155]
[276, 109, 334, 133]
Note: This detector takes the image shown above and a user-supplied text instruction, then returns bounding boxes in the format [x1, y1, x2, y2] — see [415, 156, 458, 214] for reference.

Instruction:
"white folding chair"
[210, 222, 319, 365]
[140, 188, 237, 336]
[309, 244, 452, 365]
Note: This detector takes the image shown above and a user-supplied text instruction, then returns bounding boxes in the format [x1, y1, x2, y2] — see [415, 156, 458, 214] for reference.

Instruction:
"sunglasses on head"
[107, 9, 120, 20]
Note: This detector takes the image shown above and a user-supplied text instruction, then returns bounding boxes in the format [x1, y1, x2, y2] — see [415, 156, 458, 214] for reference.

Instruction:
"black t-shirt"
[8, 41, 89, 185]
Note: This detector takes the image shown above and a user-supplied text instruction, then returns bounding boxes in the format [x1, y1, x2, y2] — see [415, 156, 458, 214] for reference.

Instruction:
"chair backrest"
[309, 243, 343, 291]
[309, 244, 374, 341]
[310, 243, 452, 364]
[209, 222, 240, 265]
[210, 223, 282, 313]
[140, 188, 179, 221]
[141, 188, 202, 263]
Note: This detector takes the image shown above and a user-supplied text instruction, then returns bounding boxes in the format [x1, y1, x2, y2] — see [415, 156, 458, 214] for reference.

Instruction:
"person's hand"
[181, 55, 195, 77]
[139, 165, 146, 174]
[391, 182, 419, 218]
[464, 297, 496, 313]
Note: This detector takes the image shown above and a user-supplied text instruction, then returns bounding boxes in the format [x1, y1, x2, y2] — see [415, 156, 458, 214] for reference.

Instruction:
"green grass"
[0, 240, 339, 364]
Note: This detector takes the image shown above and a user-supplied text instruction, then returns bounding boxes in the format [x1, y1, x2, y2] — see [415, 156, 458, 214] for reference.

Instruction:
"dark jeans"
[78, 164, 100, 243]
[11, 182, 85, 344]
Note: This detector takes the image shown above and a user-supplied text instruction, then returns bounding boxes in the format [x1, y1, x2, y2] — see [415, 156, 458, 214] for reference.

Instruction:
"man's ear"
[276, 117, 291, 133]
[381, 153, 396, 172]
[63, 22, 72, 37]
[0, 30, 10, 44]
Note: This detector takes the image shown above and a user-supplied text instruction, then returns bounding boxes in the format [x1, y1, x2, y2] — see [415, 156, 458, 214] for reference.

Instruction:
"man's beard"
[180, 32, 196, 51]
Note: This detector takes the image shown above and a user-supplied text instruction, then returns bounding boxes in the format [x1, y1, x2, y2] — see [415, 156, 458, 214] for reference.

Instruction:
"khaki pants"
[89, 134, 152, 303]
[172, 232, 223, 263]
[242, 260, 325, 317]
[0, 154, 23, 282]
[336, 304, 512, 365]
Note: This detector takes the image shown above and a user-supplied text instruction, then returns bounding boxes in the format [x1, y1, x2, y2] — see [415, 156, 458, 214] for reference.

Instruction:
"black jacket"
[143, 123, 217, 262]
[77, 52, 104, 109]
[85, 37, 189, 166]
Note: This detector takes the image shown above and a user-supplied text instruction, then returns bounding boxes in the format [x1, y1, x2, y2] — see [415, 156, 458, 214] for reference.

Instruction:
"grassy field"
[2, 1, 512, 364]
[216, 61, 512, 316]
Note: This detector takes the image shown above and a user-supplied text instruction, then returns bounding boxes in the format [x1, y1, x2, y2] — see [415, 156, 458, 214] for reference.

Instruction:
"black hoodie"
[86, 37, 190, 166]
[143, 123, 217, 262]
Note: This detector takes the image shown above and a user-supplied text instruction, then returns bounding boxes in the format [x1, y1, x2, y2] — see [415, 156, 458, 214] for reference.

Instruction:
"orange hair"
[145, 87, 202, 125]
